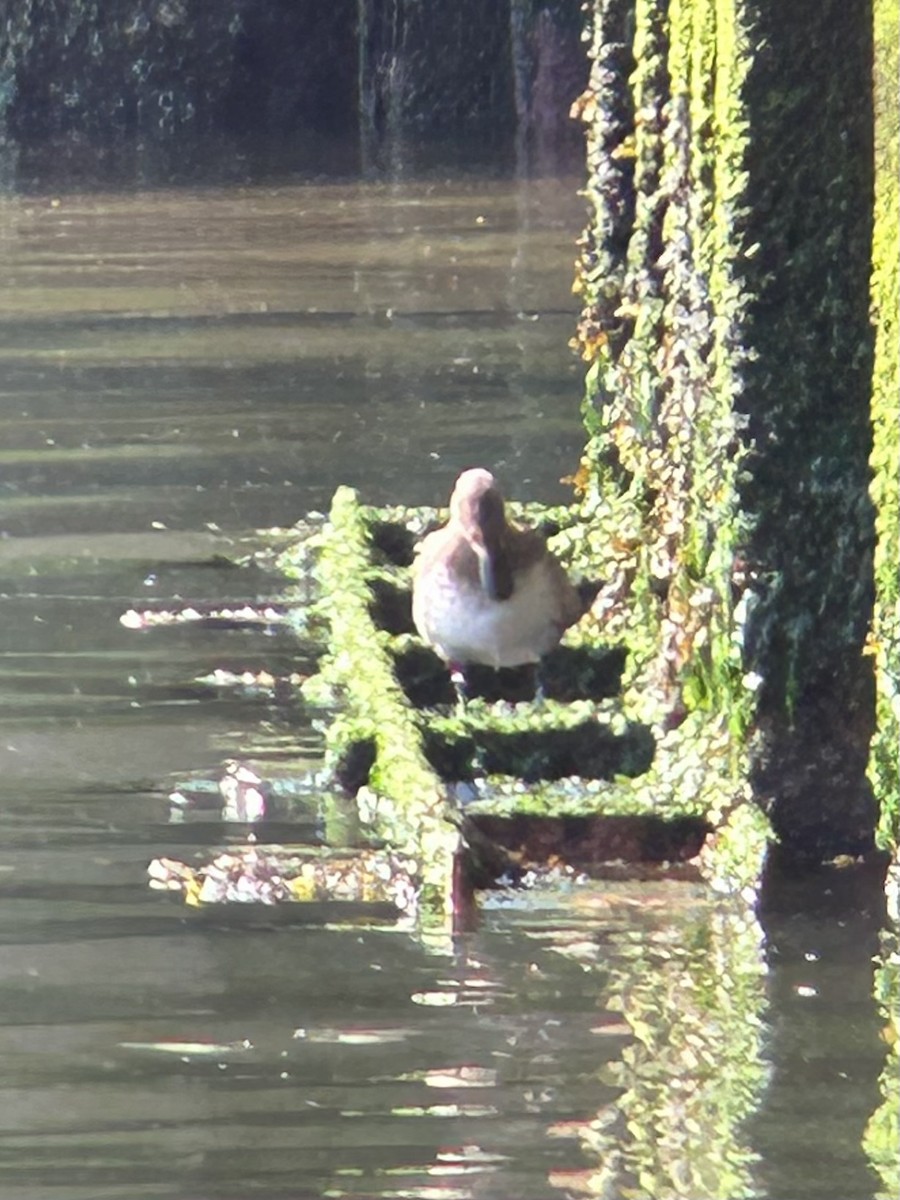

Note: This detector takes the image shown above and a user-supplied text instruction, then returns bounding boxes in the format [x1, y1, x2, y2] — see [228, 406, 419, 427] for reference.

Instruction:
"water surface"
[0, 178, 892, 1200]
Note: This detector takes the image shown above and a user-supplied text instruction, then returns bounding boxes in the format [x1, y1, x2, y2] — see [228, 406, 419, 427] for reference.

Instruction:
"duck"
[412, 468, 585, 699]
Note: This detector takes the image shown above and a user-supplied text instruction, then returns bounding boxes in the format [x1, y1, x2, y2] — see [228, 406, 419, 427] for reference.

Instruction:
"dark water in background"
[0, 178, 893, 1200]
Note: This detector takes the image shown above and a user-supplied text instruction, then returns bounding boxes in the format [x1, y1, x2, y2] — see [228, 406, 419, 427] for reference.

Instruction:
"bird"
[411, 468, 586, 702]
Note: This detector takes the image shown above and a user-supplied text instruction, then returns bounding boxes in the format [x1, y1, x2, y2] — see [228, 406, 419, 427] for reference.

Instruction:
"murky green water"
[0, 178, 893, 1200]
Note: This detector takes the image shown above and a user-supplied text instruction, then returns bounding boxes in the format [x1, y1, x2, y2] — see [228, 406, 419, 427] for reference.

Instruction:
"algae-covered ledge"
[283, 479, 770, 920]
[281, 485, 460, 916]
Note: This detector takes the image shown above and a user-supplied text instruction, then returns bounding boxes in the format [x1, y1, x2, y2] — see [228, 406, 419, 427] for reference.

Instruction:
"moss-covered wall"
[574, 0, 885, 861]
[573, 0, 755, 812]
[738, 0, 878, 860]
[869, 0, 900, 852]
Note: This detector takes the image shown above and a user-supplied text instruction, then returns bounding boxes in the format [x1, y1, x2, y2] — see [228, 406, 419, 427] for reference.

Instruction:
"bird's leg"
[449, 662, 488, 780]
[449, 662, 468, 712]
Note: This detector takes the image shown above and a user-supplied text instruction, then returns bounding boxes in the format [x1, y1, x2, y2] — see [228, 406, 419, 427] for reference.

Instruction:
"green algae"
[869, 0, 900, 852]
[293, 480, 768, 898]
[460, 778, 703, 820]
[572, 0, 897, 865]
[572, 0, 763, 869]
[283, 486, 460, 918]
[735, 0, 878, 857]
[281, 0, 898, 904]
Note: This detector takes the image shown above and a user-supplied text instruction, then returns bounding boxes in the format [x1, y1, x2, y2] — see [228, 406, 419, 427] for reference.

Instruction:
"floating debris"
[120, 603, 286, 631]
[118, 1039, 253, 1058]
[218, 759, 267, 823]
[293, 1025, 415, 1045]
[195, 667, 307, 694]
[148, 843, 418, 913]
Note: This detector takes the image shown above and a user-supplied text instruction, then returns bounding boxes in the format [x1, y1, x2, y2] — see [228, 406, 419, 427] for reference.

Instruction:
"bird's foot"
[450, 663, 468, 713]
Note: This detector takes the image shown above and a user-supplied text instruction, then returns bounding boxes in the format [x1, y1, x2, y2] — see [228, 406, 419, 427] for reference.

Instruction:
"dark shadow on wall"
[0, 0, 587, 189]
[738, 0, 878, 861]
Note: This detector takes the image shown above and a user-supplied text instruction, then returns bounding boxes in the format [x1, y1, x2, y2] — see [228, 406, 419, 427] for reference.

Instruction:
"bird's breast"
[413, 558, 571, 668]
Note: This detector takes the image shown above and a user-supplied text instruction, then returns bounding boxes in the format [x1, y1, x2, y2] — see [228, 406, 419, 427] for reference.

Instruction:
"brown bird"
[412, 468, 585, 700]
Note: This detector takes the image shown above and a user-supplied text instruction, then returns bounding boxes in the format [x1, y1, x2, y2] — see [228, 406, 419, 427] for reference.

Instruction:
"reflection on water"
[0, 178, 586, 539]
[0, 177, 892, 1199]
